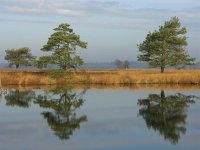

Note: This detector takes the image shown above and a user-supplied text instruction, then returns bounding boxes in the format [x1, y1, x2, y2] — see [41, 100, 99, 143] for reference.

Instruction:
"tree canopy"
[114, 59, 130, 69]
[5, 47, 36, 69]
[41, 23, 87, 70]
[138, 16, 195, 73]
[36, 56, 55, 69]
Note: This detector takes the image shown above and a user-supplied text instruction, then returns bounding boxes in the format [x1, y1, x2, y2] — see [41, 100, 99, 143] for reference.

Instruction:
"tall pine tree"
[41, 23, 87, 70]
[138, 17, 195, 73]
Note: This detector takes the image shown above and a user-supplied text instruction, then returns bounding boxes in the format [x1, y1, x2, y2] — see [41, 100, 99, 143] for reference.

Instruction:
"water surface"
[0, 86, 199, 150]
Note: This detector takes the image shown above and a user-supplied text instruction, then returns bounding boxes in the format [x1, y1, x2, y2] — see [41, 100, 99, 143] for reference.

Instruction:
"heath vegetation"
[1, 69, 200, 85]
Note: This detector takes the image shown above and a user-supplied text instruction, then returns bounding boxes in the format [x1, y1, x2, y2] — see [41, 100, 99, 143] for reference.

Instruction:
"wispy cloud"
[1, 0, 200, 18]
[55, 9, 87, 17]
[1, 0, 89, 17]
[1, 0, 200, 30]
[8, 6, 45, 14]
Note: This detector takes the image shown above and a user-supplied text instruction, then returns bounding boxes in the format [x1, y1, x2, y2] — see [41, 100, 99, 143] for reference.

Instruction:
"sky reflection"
[0, 87, 200, 150]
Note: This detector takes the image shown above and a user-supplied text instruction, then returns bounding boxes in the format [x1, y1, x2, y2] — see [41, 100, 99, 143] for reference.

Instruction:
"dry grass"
[0, 70, 55, 85]
[1, 69, 200, 86]
[74, 69, 200, 85]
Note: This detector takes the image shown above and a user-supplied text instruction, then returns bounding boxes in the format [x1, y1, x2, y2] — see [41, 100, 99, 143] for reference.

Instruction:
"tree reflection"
[5, 90, 35, 108]
[138, 90, 197, 144]
[34, 87, 87, 140]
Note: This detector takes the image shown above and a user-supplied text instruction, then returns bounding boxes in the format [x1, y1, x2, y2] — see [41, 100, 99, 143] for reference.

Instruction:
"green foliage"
[36, 56, 55, 69]
[41, 23, 87, 70]
[138, 16, 195, 73]
[5, 47, 36, 68]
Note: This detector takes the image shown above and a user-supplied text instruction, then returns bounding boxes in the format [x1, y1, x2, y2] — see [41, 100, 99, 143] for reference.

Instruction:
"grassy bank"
[0, 69, 200, 85]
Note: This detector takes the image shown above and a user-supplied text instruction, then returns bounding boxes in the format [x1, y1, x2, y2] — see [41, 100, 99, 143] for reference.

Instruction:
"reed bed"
[0, 69, 200, 86]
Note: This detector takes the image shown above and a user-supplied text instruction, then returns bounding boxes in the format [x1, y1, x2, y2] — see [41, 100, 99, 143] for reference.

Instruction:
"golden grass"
[1, 69, 200, 86]
[74, 69, 200, 85]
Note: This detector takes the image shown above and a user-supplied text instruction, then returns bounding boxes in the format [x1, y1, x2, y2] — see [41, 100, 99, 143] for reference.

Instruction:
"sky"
[0, 0, 200, 63]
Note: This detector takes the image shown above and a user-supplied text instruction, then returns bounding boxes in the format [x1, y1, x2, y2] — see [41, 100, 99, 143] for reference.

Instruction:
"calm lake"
[0, 86, 200, 150]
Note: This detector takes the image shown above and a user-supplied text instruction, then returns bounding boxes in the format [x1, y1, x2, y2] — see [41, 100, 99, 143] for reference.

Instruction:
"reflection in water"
[34, 87, 87, 140]
[138, 90, 197, 144]
[4, 87, 199, 145]
[3, 87, 87, 140]
[5, 90, 35, 108]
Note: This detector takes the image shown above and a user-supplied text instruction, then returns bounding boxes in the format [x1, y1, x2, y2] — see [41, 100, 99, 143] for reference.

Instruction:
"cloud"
[149, 0, 200, 4]
[8, 6, 45, 14]
[1, 0, 200, 31]
[55, 9, 88, 17]
[1, 0, 88, 17]
[1, 0, 200, 18]
[133, 0, 200, 8]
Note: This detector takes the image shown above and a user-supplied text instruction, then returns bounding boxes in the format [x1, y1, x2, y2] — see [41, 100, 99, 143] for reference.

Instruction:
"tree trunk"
[161, 66, 165, 73]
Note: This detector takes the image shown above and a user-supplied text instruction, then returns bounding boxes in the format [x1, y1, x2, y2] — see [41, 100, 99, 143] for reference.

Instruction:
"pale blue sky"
[0, 0, 200, 62]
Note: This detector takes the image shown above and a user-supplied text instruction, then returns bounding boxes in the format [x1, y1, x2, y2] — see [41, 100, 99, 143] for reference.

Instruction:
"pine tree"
[138, 17, 195, 73]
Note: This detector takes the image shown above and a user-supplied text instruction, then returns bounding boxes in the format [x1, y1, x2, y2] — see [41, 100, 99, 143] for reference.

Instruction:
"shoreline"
[1, 83, 200, 91]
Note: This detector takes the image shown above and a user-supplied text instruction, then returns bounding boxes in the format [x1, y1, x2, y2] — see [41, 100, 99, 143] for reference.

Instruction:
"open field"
[0, 69, 200, 86]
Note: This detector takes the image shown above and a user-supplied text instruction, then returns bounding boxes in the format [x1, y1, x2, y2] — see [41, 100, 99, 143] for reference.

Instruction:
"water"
[0, 86, 200, 150]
